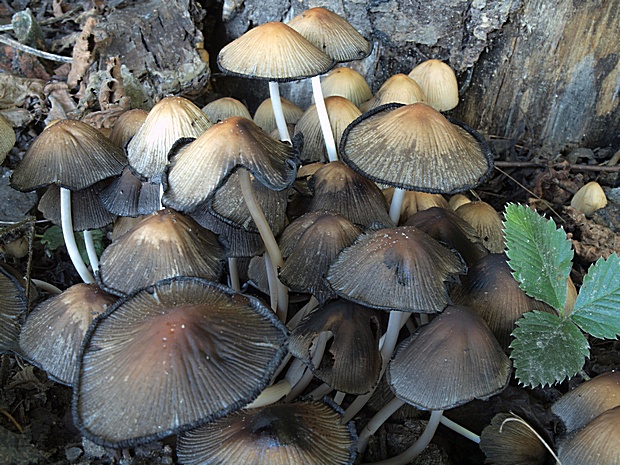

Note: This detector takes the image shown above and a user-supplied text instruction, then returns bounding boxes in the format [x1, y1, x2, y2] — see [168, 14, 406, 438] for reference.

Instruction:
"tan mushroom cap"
[287, 7, 370, 63]
[108, 109, 148, 149]
[97, 209, 224, 296]
[408, 59, 459, 111]
[163, 116, 298, 212]
[10, 119, 126, 192]
[455, 200, 505, 253]
[570, 181, 608, 216]
[551, 371, 620, 433]
[254, 97, 304, 134]
[0, 264, 29, 353]
[295, 96, 361, 163]
[321, 66, 372, 108]
[177, 400, 357, 465]
[278, 211, 361, 304]
[383, 188, 450, 225]
[387, 305, 512, 410]
[557, 405, 620, 465]
[360, 73, 426, 112]
[74, 277, 289, 448]
[201, 97, 251, 123]
[19, 283, 117, 385]
[217, 22, 334, 82]
[327, 226, 465, 313]
[126, 96, 212, 182]
[340, 103, 494, 194]
[0, 114, 16, 164]
[480, 413, 549, 465]
[289, 300, 381, 394]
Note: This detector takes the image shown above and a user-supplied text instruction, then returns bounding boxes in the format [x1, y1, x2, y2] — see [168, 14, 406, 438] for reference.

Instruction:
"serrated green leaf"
[571, 254, 620, 339]
[510, 311, 589, 387]
[504, 204, 573, 311]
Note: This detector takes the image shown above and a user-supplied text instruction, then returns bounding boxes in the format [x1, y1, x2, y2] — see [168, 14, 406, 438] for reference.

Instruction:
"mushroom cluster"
[6, 6, 614, 465]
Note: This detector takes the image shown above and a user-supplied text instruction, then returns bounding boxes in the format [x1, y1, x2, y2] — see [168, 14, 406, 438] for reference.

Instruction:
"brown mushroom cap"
[455, 200, 505, 253]
[286, 7, 370, 63]
[289, 300, 381, 394]
[408, 59, 459, 112]
[163, 116, 298, 212]
[74, 276, 289, 448]
[126, 96, 212, 182]
[360, 73, 426, 112]
[108, 109, 148, 149]
[217, 22, 334, 82]
[480, 413, 549, 465]
[97, 209, 224, 296]
[0, 264, 28, 353]
[254, 97, 304, 135]
[551, 371, 620, 433]
[10, 119, 126, 192]
[327, 226, 465, 313]
[557, 405, 620, 465]
[387, 305, 512, 410]
[177, 400, 357, 465]
[99, 166, 161, 217]
[321, 66, 372, 108]
[202, 97, 252, 123]
[19, 283, 117, 385]
[340, 103, 494, 194]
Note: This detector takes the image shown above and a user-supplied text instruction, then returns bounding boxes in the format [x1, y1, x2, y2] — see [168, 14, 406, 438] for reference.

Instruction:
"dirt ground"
[1, 1, 619, 465]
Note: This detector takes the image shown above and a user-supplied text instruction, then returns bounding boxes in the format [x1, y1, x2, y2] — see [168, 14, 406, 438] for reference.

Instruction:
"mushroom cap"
[10, 119, 126, 192]
[177, 400, 357, 465]
[557, 405, 620, 465]
[97, 209, 224, 296]
[217, 22, 334, 82]
[126, 96, 213, 182]
[321, 66, 372, 108]
[99, 166, 161, 217]
[387, 305, 512, 410]
[294, 96, 361, 164]
[408, 59, 459, 111]
[278, 211, 361, 304]
[108, 109, 148, 149]
[286, 7, 371, 63]
[450, 253, 556, 351]
[570, 181, 608, 216]
[202, 97, 252, 123]
[38, 181, 117, 231]
[73, 276, 289, 447]
[0, 114, 16, 164]
[0, 264, 28, 354]
[360, 73, 426, 112]
[327, 226, 465, 313]
[254, 97, 304, 135]
[307, 160, 394, 228]
[19, 283, 117, 385]
[289, 300, 381, 394]
[163, 116, 299, 212]
[479, 413, 549, 465]
[551, 371, 620, 433]
[340, 103, 494, 194]
[383, 188, 451, 225]
[455, 200, 505, 253]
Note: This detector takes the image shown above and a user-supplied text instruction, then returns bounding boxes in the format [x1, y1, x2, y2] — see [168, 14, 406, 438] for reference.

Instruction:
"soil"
[1, 2, 619, 465]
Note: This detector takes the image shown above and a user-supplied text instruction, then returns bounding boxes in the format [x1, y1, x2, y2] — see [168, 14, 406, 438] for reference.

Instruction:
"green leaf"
[510, 311, 590, 387]
[504, 204, 574, 311]
[39, 225, 65, 252]
[39, 226, 105, 266]
[571, 254, 620, 339]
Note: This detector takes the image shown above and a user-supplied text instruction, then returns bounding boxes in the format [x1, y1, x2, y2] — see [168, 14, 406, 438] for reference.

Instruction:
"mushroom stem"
[439, 416, 480, 443]
[285, 330, 331, 401]
[60, 187, 95, 284]
[228, 257, 241, 291]
[30, 278, 62, 294]
[389, 187, 406, 224]
[362, 410, 444, 465]
[83, 230, 99, 273]
[343, 310, 409, 423]
[311, 75, 338, 162]
[358, 397, 406, 452]
[287, 295, 319, 329]
[334, 391, 346, 405]
[245, 379, 291, 409]
[268, 81, 292, 143]
[238, 168, 289, 320]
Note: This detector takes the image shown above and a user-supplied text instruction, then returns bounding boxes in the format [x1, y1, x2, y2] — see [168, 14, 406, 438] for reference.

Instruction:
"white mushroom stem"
[334, 391, 346, 405]
[245, 379, 291, 409]
[343, 310, 410, 423]
[439, 416, 480, 443]
[287, 295, 319, 329]
[30, 278, 62, 294]
[362, 410, 444, 465]
[83, 230, 99, 273]
[311, 75, 338, 162]
[60, 187, 95, 284]
[269, 81, 292, 143]
[358, 397, 406, 452]
[285, 330, 332, 401]
[389, 187, 407, 224]
[228, 257, 241, 291]
[237, 168, 289, 320]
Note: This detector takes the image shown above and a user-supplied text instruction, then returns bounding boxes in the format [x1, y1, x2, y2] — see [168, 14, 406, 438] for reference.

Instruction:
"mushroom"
[0, 113, 16, 164]
[321, 66, 373, 108]
[253, 97, 304, 135]
[0, 263, 29, 354]
[455, 200, 506, 253]
[570, 180, 608, 216]
[201, 97, 251, 123]
[408, 59, 459, 112]
[359, 73, 426, 112]
[73, 276, 289, 447]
